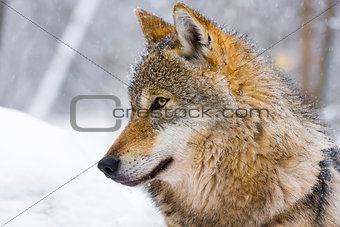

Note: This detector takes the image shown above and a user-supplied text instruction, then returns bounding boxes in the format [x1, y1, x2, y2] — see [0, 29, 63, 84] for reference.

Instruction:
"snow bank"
[0, 107, 164, 227]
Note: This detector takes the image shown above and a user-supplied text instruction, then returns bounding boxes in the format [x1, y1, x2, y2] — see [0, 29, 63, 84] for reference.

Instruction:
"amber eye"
[150, 97, 170, 110]
[158, 97, 168, 106]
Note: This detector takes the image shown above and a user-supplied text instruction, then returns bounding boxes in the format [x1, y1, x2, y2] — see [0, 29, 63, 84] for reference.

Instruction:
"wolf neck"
[150, 111, 331, 225]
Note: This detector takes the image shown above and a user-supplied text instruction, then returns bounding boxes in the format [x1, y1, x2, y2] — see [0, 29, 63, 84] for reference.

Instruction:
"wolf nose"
[97, 156, 120, 177]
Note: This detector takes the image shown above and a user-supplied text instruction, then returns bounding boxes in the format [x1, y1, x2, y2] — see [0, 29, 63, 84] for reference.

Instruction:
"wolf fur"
[99, 3, 340, 226]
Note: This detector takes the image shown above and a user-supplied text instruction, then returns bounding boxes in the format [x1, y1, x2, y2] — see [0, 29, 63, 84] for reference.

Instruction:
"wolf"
[98, 3, 340, 226]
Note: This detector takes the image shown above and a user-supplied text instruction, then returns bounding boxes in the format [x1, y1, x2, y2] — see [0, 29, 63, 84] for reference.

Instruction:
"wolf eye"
[151, 97, 169, 110]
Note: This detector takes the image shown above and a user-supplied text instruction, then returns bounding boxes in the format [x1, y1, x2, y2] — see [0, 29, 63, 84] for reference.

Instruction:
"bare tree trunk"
[0, 1, 5, 50]
[315, 0, 334, 108]
[301, 0, 313, 97]
[27, 0, 102, 118]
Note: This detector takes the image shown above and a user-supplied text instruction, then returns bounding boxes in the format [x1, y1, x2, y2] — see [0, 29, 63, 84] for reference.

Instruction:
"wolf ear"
[173, 3, 212, 61]
[135, 8, 175, 46]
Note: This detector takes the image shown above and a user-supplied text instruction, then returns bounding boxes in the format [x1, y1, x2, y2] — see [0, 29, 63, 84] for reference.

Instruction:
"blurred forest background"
[0, 0, 339, 139]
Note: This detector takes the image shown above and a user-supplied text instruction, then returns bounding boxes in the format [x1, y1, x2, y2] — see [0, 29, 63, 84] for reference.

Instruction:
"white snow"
[0, 107, 165, 227]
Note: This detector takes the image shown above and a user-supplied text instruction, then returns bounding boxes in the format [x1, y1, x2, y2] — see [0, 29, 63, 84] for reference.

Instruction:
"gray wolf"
[98, 3, 340, 226]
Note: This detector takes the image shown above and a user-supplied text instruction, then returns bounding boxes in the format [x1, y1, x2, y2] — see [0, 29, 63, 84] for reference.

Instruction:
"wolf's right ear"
[135, 9, 175, 47]
[173, 3, 212, 61]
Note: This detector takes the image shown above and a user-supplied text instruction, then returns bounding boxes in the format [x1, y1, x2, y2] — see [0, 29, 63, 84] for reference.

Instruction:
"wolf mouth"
[116, 157, 174, 187]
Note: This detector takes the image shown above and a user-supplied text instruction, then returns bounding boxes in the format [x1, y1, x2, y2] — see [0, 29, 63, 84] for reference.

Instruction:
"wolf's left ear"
[173, 3, 212, 61]
[136, 9, 175, 46]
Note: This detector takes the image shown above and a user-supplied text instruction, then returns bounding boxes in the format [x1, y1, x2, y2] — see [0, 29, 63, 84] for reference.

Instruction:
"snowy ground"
[0, 107, 165, 227]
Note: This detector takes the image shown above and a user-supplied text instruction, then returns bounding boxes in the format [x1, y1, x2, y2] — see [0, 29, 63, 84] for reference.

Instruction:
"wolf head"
[97, 3, 288, 187]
